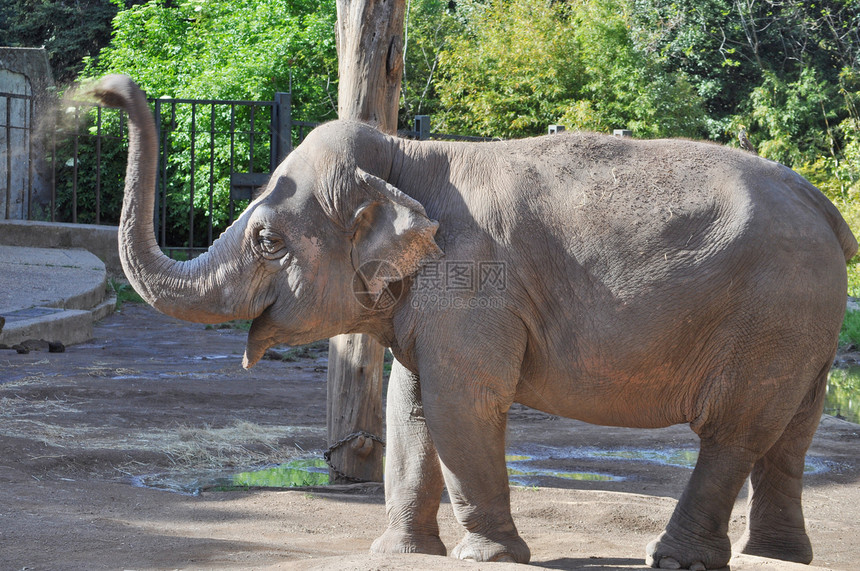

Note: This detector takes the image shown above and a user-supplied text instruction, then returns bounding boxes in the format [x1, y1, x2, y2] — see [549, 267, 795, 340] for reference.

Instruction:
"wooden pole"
[336, 0, 405, 133]
[327, 0, 406, 484]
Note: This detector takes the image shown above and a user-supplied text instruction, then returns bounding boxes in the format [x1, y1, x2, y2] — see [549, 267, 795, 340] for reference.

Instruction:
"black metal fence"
[50, 93, 297, 257]
[1, 89, 490, 255]
[1, 91, 38, 220]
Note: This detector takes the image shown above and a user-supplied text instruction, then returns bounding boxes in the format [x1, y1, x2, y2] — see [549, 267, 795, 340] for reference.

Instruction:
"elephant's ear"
[348, 169, 442, 298]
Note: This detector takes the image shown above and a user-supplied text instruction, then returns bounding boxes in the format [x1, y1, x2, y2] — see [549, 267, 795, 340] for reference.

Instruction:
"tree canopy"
[432, 0, 707, 139]
[0, 0, 145, 83]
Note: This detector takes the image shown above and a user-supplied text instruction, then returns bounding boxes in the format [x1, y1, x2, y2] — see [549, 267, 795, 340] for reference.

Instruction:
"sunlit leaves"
[434, 0, 707, 139]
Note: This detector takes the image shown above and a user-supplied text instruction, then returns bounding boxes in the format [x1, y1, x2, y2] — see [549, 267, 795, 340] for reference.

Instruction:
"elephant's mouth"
[242, 306, 280, 368]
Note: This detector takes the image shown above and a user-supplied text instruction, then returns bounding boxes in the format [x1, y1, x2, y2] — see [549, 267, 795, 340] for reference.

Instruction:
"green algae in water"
[507, 466, 618, 482]
[505, 453, 624, 484]
[590, 448, 699, 468]
[584, 448, 824, 474]
[230, 458, 329, 489]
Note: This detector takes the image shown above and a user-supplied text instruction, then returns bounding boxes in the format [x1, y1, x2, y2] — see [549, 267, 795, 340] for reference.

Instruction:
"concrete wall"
[0, 48, 55, 220]
[0, 220, 123, 278]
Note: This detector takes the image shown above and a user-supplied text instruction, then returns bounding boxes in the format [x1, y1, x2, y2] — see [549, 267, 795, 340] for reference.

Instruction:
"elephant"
[90, 75, 857, 570]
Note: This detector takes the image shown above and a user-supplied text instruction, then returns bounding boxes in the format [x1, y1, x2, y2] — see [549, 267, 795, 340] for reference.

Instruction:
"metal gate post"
[274, 92, 292, 165]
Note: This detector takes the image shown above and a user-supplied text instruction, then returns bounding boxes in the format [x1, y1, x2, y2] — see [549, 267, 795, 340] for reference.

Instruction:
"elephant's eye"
[256, 228, 287, 260]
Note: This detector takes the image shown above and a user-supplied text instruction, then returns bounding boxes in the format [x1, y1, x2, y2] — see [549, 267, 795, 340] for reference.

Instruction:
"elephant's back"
[515, 134, 850, 285]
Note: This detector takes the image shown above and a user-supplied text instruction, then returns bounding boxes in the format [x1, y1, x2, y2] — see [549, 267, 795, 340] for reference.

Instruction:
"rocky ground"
[0, 303, 857, 570]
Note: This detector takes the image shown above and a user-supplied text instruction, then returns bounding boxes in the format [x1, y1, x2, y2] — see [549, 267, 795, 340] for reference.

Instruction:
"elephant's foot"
[646, 529, 731, 570]
[451, 530, 530, 563]
[370, 527, 446, 556]
[734, 529, 813, 565]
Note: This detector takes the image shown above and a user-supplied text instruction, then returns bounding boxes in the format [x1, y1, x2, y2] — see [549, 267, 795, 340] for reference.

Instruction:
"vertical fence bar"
[50, 107, 56, 222]
[72, 107, 79, 223]
[249, 105, 255, 174]
[26, 95, 35, 219]
[229, 103, 236, 224]
[208, 103, 215, 246]
[274, 92, 292, 166]
[270, 100, 276, 172]
[95, 105, 102, 224]
[161, 102, 174, 247]
[189, 102, 196, 251]
[153, 101, 161, 244]
[4, 98, 11, 219]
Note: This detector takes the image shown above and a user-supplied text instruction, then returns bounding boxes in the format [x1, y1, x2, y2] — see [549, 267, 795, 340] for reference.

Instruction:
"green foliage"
[434, 0, 707, 139]
[840, 310, 860, 349]
[629, 0, 860, 136]
[0, 0, 143, 83]
[109, 278, 145, 309]
[742, 68, 837, 166]
[399, 0, 463, 128]
[82, 0, 337, 114]
[70, 0, 338, 247]
[559, 0, 707, 138]
[826, 366, 860, 423]
[628, 0, 860, 242]
[436, 0, 578, 137]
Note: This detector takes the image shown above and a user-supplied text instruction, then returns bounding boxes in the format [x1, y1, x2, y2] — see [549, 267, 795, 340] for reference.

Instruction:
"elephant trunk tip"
[243, 330, 271, 369]
[242, 350, 261, 370]
[82, 74, 144, 111]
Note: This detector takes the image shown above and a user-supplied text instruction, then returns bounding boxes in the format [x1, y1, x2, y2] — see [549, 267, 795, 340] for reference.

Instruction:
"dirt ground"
[0, 303, 857, 570]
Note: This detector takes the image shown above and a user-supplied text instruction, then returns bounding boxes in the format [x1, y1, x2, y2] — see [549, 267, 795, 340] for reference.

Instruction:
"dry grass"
[81, 365, 142, 377]
[161, 420, 321, 469]
[0, 395, 82, 419]
[0, 395, 324, 472]
[0, 368, 325, 478]
[0, 371, 54, 389]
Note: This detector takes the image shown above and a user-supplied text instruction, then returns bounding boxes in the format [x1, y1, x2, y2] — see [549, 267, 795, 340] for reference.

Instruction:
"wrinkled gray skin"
[92, 75, 857, 569]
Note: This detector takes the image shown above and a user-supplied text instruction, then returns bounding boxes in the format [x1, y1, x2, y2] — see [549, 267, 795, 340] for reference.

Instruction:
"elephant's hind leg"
[646, 437, 756, 570]
[733, 360, 830, 564]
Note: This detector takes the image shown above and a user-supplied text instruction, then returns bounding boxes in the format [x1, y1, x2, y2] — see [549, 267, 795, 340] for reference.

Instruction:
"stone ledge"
[0, 220, 121, 278]
[0, 307, 94, 347]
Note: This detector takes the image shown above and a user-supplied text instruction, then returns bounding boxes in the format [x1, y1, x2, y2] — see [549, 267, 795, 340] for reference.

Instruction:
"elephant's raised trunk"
[89, 75, 256, 324]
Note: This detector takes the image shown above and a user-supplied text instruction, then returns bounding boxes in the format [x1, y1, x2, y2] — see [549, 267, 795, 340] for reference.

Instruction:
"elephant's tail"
[797, 172, 859, 262]
[821, 193, 858, 262]
[835, 212, 859, 262]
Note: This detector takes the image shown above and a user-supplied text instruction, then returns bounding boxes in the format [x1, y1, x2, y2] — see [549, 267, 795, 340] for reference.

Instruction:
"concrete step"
[0, 245, 116, 348]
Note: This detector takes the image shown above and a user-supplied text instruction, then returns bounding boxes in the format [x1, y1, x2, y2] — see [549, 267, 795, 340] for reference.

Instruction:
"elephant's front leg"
[370, 360, 446, 556]
[421, 364, 530, 563]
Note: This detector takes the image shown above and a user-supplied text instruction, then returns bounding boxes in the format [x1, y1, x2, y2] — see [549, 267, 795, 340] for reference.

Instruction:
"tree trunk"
[327, 0, 405, 484]
[336, 0, 405, 133]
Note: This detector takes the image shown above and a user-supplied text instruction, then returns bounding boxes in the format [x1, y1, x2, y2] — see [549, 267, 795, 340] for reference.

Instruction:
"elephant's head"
[90, 75, 442, 367]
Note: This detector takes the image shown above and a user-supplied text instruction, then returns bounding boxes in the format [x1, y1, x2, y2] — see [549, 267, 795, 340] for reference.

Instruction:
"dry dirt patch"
[0, 303, 857, 570]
